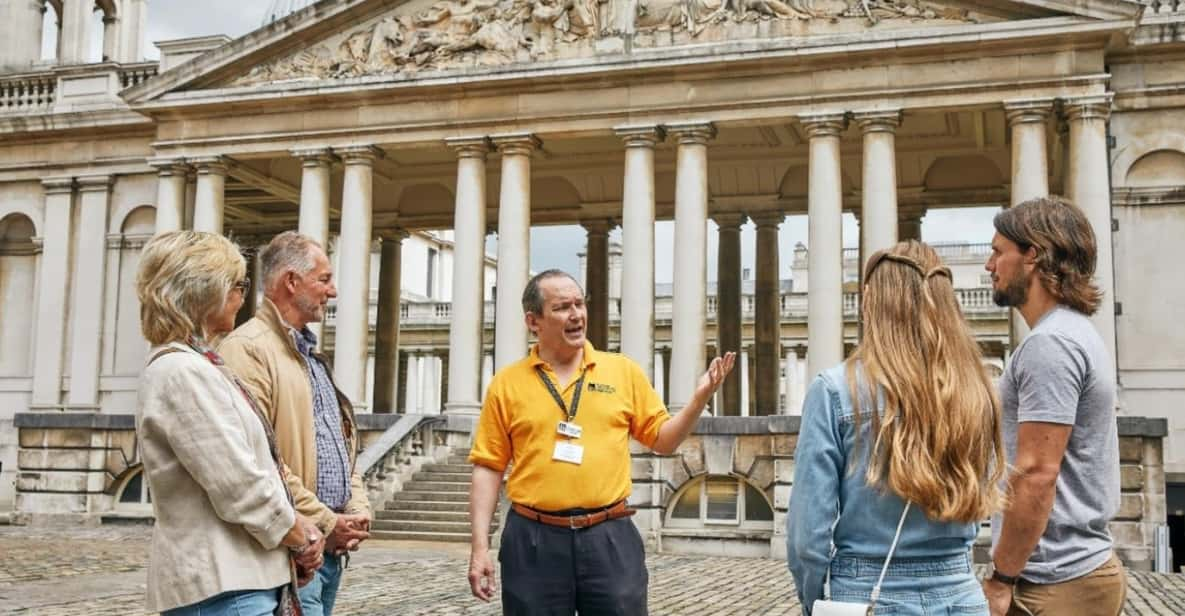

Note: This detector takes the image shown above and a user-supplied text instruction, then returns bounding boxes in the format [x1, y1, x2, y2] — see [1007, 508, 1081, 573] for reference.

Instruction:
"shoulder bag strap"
[821, 500, 912, 607]
[869, 501, 912, 608]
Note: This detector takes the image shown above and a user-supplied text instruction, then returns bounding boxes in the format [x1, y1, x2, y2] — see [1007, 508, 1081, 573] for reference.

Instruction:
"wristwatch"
[989, 563, 1020, 586]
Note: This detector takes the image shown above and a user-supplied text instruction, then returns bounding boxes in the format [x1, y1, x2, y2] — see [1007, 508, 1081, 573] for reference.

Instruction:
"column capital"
[711, 213, 747, 229]
[491, 132, 542, 156]
[852, 109, 902, 133]
[336, 145, 384, 165]
[798, 112, 848, 138]
[750, 210, 784, 228]
[581, 218, 616, 234]
[147, 156, 189, 176]
[76, 175, 113, 193]
[41, 177, 75, 194]
[190, 155, 229, 175]
[614, 125, 666, 148]
[445, 136, 493, 159]
[1003, 98, 1055, 125]
[665, 121, 716, 145]
[1061, 94, 1112, 122]
[378, 227, 411, 241]
[291, 147, 336, 166]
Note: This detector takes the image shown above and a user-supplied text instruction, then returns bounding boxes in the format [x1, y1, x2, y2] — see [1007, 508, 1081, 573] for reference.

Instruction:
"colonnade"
[109, 95, 1116, 415]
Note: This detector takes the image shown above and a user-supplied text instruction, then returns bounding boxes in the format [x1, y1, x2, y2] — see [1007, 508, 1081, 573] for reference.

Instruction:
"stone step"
[386, 500, 472, 513]
[420, 463, 472, 474]
[372, 519, 482, 534]
[445, 456, 472, 465]
[412, 471, 471, 482]
[401, 480, 468, 492]
[376, 509, 472, 523]
[391, 490, 469, 503]
[370, 530, 472, 542]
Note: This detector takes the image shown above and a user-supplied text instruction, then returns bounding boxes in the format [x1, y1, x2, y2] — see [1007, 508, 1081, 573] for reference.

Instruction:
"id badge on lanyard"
[537, 367, 586, 465]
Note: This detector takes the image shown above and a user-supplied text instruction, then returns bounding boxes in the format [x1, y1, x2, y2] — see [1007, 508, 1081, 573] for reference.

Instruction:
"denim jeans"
[297, 552, 343, 616]
[162, 587, 281, 616]
[826, 553, 988, 616]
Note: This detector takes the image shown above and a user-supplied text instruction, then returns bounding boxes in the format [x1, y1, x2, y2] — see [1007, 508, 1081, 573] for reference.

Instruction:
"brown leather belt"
[512, 501, 636, 529]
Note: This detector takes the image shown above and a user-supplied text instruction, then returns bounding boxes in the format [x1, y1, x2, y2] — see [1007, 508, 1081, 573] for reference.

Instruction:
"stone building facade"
[2, 0, 1183, 566]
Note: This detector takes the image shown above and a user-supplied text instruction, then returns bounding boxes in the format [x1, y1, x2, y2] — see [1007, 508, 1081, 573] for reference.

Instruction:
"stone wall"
[632, 415, 1170, 565]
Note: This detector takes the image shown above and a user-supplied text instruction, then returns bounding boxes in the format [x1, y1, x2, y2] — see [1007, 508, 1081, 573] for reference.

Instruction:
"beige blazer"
[219, 299, 370, 535]
[136, 342, 295, 613]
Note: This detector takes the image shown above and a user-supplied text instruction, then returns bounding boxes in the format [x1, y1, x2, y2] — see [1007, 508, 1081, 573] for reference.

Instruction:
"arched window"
[666, 475, 774, 529]
[115, 465, 152, 512]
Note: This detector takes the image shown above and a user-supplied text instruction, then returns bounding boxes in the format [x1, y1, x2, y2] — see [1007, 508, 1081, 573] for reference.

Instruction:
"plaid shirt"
[291, 327, 352, 512]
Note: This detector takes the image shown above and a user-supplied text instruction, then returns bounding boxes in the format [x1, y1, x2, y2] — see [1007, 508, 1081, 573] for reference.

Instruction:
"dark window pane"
[744, 483, 773, 522]
[119, 472, 142, 503]
[705, 479, 738, 521]
[671, 480, 701, 519]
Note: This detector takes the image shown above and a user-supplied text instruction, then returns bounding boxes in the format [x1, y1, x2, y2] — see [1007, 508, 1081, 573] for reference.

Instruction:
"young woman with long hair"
[787, 240, 1005, 616]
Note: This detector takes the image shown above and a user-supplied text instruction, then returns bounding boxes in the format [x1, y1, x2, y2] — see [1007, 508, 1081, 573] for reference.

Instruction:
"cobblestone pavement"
[2, 524, 1183, 615]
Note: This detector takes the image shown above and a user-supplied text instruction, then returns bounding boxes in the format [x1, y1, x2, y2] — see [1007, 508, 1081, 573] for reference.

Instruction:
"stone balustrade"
[117, 63, 159, 90]
[0, 73, 56, 114]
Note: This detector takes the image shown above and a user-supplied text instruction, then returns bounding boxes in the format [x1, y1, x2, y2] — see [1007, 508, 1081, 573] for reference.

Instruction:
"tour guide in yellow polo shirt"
[467, 269, 735, 615]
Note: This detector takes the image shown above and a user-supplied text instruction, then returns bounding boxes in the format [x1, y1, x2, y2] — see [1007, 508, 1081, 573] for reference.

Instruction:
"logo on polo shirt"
[587, 383, 615, 394]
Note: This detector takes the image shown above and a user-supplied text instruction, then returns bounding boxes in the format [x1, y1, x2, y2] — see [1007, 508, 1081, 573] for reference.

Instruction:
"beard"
[295, 294, 326, 323]
[992, 272, 1029, 307]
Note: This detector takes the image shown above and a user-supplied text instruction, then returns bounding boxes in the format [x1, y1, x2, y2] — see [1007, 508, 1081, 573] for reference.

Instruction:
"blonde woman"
[787, 240, 1005, 616]
[135, 231, 323, 616]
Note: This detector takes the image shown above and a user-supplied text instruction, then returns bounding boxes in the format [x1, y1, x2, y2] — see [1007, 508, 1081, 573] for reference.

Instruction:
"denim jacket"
[786, 363, 977, 610]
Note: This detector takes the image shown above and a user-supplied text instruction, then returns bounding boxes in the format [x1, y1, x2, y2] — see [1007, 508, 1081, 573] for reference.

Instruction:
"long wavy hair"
[847, 240, 1005, 523]
[993, 195, 1101, 315]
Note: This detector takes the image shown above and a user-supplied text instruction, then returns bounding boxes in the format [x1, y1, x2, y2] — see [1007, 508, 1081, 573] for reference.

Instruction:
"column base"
[444, 401, 482, 415]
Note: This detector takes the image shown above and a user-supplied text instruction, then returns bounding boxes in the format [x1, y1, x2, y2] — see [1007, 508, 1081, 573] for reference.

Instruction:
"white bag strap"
[822, 501, 913, 610]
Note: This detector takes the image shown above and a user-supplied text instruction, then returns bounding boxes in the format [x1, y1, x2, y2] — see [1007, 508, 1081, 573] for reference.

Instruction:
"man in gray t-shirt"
[982, 196, 1125, 616]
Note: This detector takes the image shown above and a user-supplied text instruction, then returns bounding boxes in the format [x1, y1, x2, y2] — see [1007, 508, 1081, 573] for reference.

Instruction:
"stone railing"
[118, 63, 160, 90]
[1146, 0, 1185, 13]
[356, 414, 447, 508]
[0, 72, 56, 113]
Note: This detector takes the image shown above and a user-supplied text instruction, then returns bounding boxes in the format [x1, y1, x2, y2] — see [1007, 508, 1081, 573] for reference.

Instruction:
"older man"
[220, 231, 371, 616]
[467, 269, 735, 615]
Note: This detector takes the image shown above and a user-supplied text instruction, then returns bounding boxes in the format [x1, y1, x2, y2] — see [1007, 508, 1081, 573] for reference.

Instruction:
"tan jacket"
[218, 299, 370, 535]
[136, 343, 294, 612]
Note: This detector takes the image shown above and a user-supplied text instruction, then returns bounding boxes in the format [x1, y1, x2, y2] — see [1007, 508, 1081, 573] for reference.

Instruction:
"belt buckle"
[569, 514, 589, 529]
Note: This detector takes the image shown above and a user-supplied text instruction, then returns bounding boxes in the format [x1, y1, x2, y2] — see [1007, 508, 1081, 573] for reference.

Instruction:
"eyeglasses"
[233, 277, 251, 292]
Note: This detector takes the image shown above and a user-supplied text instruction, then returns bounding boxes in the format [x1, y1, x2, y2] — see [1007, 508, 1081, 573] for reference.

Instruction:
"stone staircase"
[370, 454, 500, 542]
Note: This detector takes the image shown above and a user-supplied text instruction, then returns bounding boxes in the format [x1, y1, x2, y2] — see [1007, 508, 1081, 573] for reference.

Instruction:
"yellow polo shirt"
[469, 342, 669, 511]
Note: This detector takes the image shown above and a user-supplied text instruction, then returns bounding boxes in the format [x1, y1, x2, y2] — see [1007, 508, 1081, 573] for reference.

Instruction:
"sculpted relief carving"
[234, 0, 971, 86]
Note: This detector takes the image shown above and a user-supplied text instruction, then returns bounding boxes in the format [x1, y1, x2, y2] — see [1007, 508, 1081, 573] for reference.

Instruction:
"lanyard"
[535, 366, 586, 422]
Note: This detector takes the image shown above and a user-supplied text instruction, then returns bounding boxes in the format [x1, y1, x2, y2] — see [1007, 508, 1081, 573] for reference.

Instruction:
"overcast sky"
[65, 1, 998, 281]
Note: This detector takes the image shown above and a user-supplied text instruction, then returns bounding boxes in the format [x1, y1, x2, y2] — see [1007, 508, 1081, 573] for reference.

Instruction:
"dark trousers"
[499, 508, 649, 616]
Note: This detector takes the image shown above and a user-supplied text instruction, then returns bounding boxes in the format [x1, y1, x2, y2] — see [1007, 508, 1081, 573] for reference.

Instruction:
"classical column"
[31, 179, 75, 407]
[59, 0, 94, 64]
[583, 219, 612, 350]
[713, 213, 745, 416]
[1004, 98, 1053, 345]
[192, 156, 228, 234]
[615, 125, 665, 379]
[333, 145, 382, 407]
[854, 110, 901, 262]
[404, 353, 421, 414]
[150, 158, 188, 234]
[800, 112, 848, 380]
[1005, 99, 1053, 205]
[0, 0, 44, 68]
[1064, 95, 1117, 384]
[374, 230, 407, 413]
[752, 211, 783, 416]
[898, 209, 925, 242]
[294, 148, 334, 249]
[491, 133, 539, 370]
[65, 176, 112, 409]
[739, 347, 751, 416]
[444, 137, 491, 415]
[666, 122, 715, 411]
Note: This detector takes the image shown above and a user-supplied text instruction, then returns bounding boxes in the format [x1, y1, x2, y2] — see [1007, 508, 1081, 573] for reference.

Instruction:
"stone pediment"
[124, 0, 1143, 100]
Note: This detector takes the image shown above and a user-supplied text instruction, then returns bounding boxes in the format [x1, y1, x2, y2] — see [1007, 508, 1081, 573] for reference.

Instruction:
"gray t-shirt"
[992, 306, 1119, 584]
